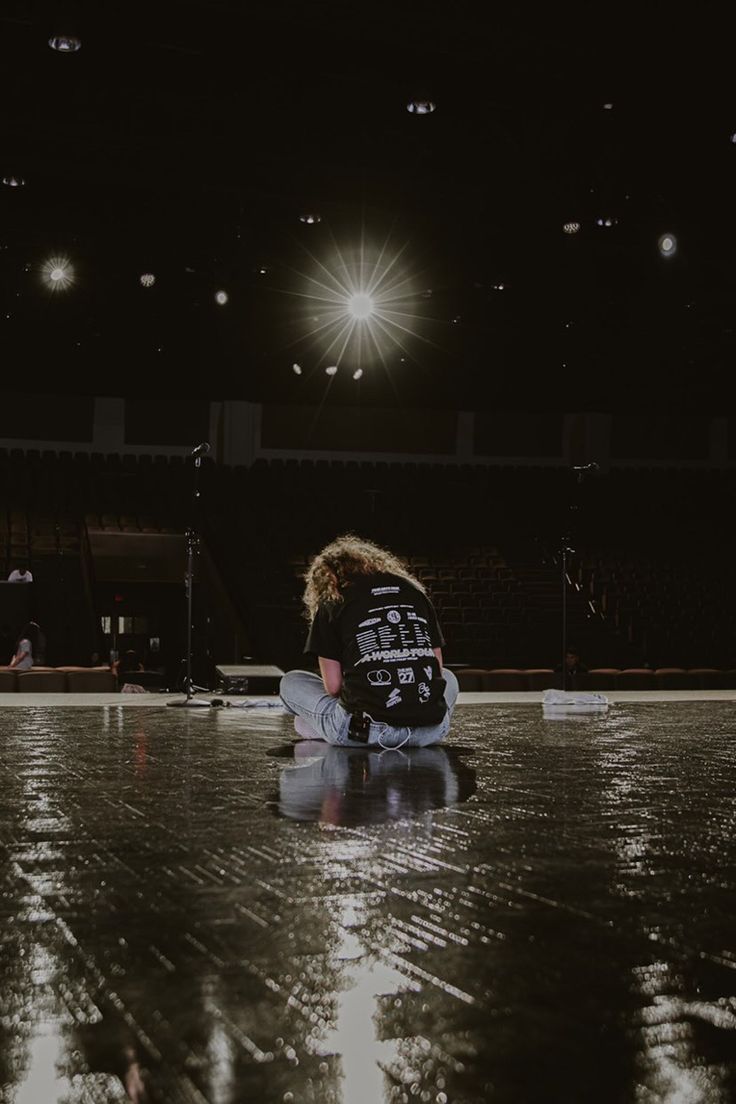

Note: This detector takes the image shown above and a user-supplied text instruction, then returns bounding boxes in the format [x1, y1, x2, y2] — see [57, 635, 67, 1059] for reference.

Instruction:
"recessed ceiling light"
[353, 368, 363, 380]
[563, 221, 581, 234]
[49, 33, 81, 52]
[292, 363, 302, 375]
[658, 233, 677, 257]
[215, 289, 228, 305]
[595, 217, 617, 228]
[299, 214, 321, 225]
[602, 103, 614, 110]
[139, 273, 155, 288]
[325, 365, 338, 375]
[2, 175, 25, 187]
[41, 256, 74, 291]
[407, 99, 436, 114]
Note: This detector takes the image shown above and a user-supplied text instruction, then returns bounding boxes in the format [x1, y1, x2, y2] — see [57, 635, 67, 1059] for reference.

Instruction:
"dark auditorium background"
[2, 2, 736, 690]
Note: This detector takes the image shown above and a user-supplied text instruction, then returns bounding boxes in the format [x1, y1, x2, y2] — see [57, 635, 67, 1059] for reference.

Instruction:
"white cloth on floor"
[542, 689, 609, 713]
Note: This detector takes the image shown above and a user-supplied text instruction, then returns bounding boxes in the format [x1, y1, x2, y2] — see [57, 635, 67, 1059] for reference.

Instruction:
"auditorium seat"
[617, 669, 657, 691]
[57, 667, 118, 692]
[17, 669, 67, 692]
[0, 668, 18, 692]
[688, 668, 725, 689]
[579, 668, 619, 691]
[483, 669, 525, 691]
[524, 669, 558, 691]
[455, 668, 488, 691]
[655, 667, 692, 690]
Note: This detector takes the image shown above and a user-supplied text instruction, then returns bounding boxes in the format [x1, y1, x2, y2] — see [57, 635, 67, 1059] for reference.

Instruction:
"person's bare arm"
[9, 648, 29, 669]
[319, 656, 343, 696]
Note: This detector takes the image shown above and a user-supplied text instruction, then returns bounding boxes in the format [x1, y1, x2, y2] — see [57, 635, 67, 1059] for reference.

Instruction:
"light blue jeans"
[279, 669, 459, 749]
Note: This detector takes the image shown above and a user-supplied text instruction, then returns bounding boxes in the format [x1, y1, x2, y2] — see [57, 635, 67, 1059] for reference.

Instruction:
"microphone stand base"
[167, 697, 213, 708]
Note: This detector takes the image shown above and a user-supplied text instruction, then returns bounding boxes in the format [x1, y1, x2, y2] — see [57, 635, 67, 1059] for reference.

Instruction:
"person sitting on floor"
[8, 621, 45, 670]
[280, 534, 459, 749]
[555, 647, 588, 676]
[113, 650, 148, 693]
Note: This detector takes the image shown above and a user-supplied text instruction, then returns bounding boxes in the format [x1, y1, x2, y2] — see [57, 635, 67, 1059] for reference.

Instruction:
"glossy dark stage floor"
[2, 702, 736, 1104]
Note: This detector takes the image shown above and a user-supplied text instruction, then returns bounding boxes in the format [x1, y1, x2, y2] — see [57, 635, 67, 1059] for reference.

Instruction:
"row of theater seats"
[453, 667, 736, 691]
[0, 667, 166, 692]
[0, 666, 117, 692]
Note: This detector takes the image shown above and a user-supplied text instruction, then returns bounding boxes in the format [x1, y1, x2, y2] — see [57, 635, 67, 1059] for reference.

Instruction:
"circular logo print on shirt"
[386, 610, 401, 624]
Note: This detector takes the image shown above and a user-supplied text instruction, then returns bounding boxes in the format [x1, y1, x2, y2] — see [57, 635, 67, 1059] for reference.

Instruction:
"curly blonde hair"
[302, 534, 425, 621]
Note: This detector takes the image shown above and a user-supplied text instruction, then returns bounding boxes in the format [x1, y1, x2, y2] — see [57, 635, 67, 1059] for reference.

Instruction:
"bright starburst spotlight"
[279, 227, 437, 383]
[215, 289, 228, 305]
[658, 233, 677, 257]
[349, 293, 374, 320]
[41, 256, 74, 291]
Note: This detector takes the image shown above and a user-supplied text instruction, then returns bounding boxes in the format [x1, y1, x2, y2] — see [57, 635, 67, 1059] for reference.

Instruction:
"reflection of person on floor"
[276, 742, 474, 825]
[8, 621, 45, 669]
[280, 534, 459, 748]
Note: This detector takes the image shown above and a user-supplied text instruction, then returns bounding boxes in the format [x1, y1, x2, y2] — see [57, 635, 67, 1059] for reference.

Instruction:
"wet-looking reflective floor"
[1, 703, 736, 1103]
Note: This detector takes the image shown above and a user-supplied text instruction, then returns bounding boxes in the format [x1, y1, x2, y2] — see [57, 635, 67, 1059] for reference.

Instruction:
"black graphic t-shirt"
[304, 572, 447, 725]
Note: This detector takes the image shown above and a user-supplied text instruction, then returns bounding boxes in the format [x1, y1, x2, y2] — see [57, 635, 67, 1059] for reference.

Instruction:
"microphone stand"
[168, 444, 212, 708]
[560, 463, 598, 692]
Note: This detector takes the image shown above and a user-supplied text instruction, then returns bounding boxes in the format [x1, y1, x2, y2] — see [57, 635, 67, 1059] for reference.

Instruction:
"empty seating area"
[453, 667, 736, 691]
[3, 448, 736, 676]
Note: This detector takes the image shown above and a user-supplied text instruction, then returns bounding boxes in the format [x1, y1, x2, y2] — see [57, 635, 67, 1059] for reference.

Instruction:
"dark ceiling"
[1, 1, 735, 413]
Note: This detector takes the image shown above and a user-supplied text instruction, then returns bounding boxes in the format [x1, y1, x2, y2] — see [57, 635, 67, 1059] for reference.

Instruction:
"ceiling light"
[407, 99, 436, 114]
[658, 233, 677, 257]
[595, 217, 617, 228]
[563, 221, 581, 234]
[2, 176, 25, 187]
[41, 256, 74, 291]
[325, 365, 338, 376]
[299, 214, 321, 225]
[139, 273, 155, 288]
[602, 103, 614, 110]
[49, 33, 81, 52]
[292, 363, 302, 375]
[353, 368, 363, 380]
[348, 293, 374, 320]
[215, 289, 228, 305]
